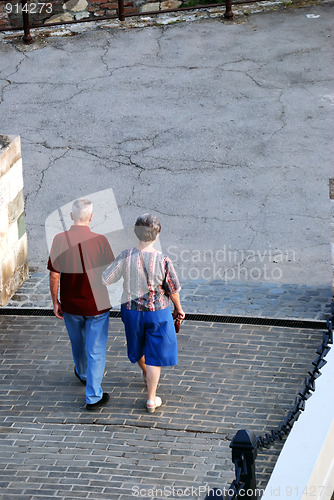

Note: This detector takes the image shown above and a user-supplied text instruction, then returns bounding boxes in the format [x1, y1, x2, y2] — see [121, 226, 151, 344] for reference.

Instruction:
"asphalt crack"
[0, 54, 26, 105]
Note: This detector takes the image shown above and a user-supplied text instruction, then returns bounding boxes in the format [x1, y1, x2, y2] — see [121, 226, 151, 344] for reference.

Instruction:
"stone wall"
[0, 135, 28, 306]
[0, 0, 184, 28]
[0, 0, 63, 28]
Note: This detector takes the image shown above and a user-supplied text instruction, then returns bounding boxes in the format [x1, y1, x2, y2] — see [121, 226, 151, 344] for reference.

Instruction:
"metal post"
[224, 0, 233, 19]
[230, 430, 258, 500]
[21, 0, 33, 44]
[118, 0, 125, 21]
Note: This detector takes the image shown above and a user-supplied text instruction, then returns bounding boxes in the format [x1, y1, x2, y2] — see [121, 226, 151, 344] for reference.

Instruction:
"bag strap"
[78, 243, 86, 274]
[142, 255, 150, 286]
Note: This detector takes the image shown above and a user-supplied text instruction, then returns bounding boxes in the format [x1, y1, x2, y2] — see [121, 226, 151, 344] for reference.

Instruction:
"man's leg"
[85, 311, 109, 404]
[63, 313, 87, 381]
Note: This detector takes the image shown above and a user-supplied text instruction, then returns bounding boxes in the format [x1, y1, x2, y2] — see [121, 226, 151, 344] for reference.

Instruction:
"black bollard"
[230, 429, 258, 500]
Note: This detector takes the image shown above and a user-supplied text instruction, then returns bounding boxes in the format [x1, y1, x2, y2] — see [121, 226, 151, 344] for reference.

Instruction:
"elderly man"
[47, 198, 114, 410]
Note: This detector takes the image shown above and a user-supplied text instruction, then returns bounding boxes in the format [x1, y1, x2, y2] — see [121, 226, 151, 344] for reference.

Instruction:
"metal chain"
[256, 313, 333, 450]
[220, 307, 334, 500]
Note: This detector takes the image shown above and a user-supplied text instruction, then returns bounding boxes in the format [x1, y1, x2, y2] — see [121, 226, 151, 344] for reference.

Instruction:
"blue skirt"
[121, 306, 178, 367]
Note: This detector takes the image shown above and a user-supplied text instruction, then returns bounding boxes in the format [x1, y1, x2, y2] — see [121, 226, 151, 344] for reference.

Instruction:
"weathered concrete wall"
[0, 135, 28, 306]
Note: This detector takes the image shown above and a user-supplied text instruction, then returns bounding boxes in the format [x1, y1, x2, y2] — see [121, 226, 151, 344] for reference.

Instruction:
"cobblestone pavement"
[0, 314, 324, 498]
[5, 271, 333, 321]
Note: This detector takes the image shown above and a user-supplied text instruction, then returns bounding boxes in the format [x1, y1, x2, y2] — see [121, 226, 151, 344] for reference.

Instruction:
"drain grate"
[184, 313, 326, 329]
[0, 308, 326, 329]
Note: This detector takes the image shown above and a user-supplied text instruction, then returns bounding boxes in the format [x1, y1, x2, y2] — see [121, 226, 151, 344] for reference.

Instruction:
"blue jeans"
[63, 311, 109, 404]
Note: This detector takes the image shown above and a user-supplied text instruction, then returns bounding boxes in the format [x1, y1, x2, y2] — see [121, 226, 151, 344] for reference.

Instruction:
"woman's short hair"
[134, 213, 161, 242]
[71, 199, 93, 222]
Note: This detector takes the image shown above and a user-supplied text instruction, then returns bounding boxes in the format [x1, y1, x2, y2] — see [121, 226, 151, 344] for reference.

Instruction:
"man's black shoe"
[86, 392, 110, 411]
[74, 367, 86, 385]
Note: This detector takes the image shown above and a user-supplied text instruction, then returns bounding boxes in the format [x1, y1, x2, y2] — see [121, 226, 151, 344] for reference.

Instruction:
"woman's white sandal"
[146, 396, 162, 413]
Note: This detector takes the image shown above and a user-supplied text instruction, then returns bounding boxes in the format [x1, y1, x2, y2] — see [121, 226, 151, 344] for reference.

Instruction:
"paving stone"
[0, 314, 327, 498]
[3, 271, 333, 320]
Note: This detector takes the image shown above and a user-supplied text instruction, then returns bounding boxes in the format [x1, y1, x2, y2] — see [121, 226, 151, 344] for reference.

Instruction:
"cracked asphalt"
[1, 2, 333, 292]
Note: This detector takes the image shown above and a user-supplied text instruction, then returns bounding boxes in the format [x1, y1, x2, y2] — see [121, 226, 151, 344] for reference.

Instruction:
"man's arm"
[49, 271, 63, 319]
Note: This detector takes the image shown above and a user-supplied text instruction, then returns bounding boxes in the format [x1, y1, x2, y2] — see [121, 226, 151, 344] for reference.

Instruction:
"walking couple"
[48, 199, 185, 412]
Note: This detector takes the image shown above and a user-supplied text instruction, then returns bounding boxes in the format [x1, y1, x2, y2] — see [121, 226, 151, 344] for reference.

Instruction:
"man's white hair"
[71, 198, 93, 222]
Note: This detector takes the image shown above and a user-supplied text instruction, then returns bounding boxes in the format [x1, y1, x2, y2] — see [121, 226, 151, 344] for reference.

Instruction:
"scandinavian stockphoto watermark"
[132, 484, 331, 498]
[167, 245, 296, 283]
[132, 485, 265, 497]
[45, 191, 297, 307]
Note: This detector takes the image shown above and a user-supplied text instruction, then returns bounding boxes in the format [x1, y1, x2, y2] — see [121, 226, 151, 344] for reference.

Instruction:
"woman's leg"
[137, 355, 146, 378]
[146, 365, 161, 402]
[121, 307, 145, 364]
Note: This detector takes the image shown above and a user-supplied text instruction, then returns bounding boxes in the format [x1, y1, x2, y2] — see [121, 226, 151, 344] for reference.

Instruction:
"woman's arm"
[169, 292, 185, 320]
[102, 253, 124, 285]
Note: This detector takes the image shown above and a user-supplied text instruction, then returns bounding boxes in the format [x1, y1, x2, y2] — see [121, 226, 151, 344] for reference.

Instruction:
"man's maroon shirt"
[47, 225, 114, 316]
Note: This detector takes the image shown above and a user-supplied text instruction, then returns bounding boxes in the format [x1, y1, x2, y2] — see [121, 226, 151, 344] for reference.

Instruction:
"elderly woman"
[102, 214, 185, 413]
